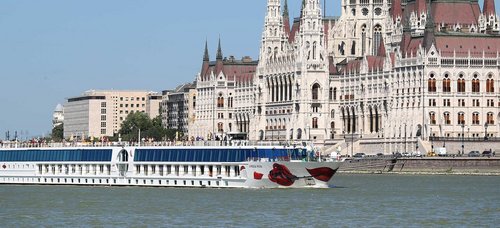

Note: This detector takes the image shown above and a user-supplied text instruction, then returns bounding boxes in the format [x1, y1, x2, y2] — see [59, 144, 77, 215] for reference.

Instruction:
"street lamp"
[130, 124, 141, 147]
[343, 130, 347, 157]
[351, 127, 354, 158]
[430, 127, 434, 152]
[484, 122, 489, 140]
[461, 123, 465, 156]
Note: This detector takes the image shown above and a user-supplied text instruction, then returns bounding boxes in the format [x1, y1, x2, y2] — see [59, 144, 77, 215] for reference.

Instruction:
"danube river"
[1, 174, 499, 227]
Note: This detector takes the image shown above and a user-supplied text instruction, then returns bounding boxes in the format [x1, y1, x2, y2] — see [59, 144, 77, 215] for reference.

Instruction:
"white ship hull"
[0, 146, 342, 189]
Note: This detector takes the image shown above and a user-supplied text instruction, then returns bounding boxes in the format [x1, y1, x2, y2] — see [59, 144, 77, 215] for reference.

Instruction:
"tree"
[51, 124, 64, 142]
[119, 113, 168, 142]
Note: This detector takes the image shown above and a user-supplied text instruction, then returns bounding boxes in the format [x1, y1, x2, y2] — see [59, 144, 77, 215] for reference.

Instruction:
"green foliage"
[51, 124, 64, 142]
[118, 113, 170, 142]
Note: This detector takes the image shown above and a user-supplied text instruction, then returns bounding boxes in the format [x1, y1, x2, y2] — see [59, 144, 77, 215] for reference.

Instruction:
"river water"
[0, 174, 499, 227]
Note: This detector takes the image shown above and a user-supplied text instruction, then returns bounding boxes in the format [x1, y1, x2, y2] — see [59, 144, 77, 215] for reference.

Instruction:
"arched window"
[472, 112, 480, 125]
[486, 74, 495, 93]
[217, 122, 224, 133]
[331, 109, 335, 118]
[333, 88, 337, 100]
[487, 112, 494, 125]
[444, 112, 451, 125]
[429, 112, 436, 125]
[312, 117, 319, 129]
[472, 74, 480, 93]
[312, 84, 320, 100]
[313, 42, 317, 60]
[228, 97, 233, 108]
[458, 112, 465, 125]
[428, 78, 436, 92]
[372, 25, 382, 55]
[442, 74, 451, 92]
[329, 88, 333, 100]
[217, 94, 224, 108]
[457, 74, 465, 93]
[361, 24, 367, 55]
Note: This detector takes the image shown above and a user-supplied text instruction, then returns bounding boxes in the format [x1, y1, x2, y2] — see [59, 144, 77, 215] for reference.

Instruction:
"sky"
[0, 0, 497, 139]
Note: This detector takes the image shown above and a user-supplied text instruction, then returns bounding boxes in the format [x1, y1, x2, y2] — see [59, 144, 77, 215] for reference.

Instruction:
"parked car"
[394, 152, 403, 158]
[353, 153, 366, 158]
[482, 150, 493, 157]
[376, 153, 384, 157]
[468, 151, 480, 157]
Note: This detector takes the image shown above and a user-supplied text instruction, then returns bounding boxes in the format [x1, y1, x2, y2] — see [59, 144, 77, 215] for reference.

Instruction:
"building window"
[442, 76, 451, 92]
[443, 99, 451, 107]
[101, 115, 106, 121]
[458, 99, 465, 107]
[430, 112, 436, 125]
[458, 112, 465, 125]
[444, 112, 451, 125]
[372, 25, 382, 55]
[472, 112, 480, 125]
[473, 99, 480, 107]
[217, 123, 224, 133]
[217, 95, 224, 108]
[101, 102, 106, 108]
[472, 77, 480, 93]
[101, 109, 106, 114]
[487, 112, 494, 125]
[312, 84, 320, 100]
[428, 99, 436, 107]
[312, 117, 318, 129]
[457, 74, 465, 92]
[486, 76, 495, 93]
[101, 129, 106, 134]
[428, 77, 436, 92]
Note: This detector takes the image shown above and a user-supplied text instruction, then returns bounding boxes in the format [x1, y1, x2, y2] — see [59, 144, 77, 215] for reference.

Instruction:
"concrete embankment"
[339, 157, 500, 175]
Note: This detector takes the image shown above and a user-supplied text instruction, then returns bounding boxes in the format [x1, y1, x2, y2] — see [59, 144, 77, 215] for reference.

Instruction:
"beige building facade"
[64, 90, 161, 139]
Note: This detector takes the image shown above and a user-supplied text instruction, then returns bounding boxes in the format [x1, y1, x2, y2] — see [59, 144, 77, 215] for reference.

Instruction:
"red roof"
[432, 2, 481, 25]
[435, 35, 500, 57]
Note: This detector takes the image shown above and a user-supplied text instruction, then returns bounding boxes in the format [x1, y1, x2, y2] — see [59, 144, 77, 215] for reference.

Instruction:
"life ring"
[2, 164, 6, 169]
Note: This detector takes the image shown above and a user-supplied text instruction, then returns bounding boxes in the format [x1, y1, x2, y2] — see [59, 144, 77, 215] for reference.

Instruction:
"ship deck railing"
[0, 140, 313, 149]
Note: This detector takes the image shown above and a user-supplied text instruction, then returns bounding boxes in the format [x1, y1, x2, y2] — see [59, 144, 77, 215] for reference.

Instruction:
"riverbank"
[339, 157, 500, 176]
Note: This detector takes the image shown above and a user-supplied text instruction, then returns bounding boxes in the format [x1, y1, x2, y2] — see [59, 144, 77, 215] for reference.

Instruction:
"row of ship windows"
[0, 178, 228, 187]
[135, 164, 241, 177]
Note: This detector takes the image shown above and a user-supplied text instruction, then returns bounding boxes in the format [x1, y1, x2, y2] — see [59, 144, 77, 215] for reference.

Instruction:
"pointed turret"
[203, 40, 210, 62]
[391, 0, 403, 22]
[200, 40, 210, 80]
[216, 38, 223, 60]
[283, 0, 291, 37]
[215, 38, 224, 75]
[423, 4, 436, 51]
[483, 0, 496, 16]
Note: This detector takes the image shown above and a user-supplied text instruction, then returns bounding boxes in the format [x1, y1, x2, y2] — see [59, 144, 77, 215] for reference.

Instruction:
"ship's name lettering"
[249, 165, 263, 168]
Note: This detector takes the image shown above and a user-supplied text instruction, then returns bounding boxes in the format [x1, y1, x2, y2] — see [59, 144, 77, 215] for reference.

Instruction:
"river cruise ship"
[0, 143, 342, 188]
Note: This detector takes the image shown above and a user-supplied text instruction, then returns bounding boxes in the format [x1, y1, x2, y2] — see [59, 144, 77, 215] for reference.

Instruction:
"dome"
[54, 104, 63, 112]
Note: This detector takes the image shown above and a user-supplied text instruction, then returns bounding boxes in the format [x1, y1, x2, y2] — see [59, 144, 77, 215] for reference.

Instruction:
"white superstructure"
[0, 145, 341, 188]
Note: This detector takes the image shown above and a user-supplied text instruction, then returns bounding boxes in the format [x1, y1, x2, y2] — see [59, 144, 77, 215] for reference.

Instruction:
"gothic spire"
[423, 1, 435, 51]
[203, 39, 209, 62]
[216, 37, 223, 60]
[483, 0, 496, 16]
[283, 0, 289, 18]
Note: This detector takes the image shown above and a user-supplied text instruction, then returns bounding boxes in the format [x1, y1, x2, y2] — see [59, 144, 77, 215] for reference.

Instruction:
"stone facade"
[64, 90, 161, 139]
[185, 0, 499, 155]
